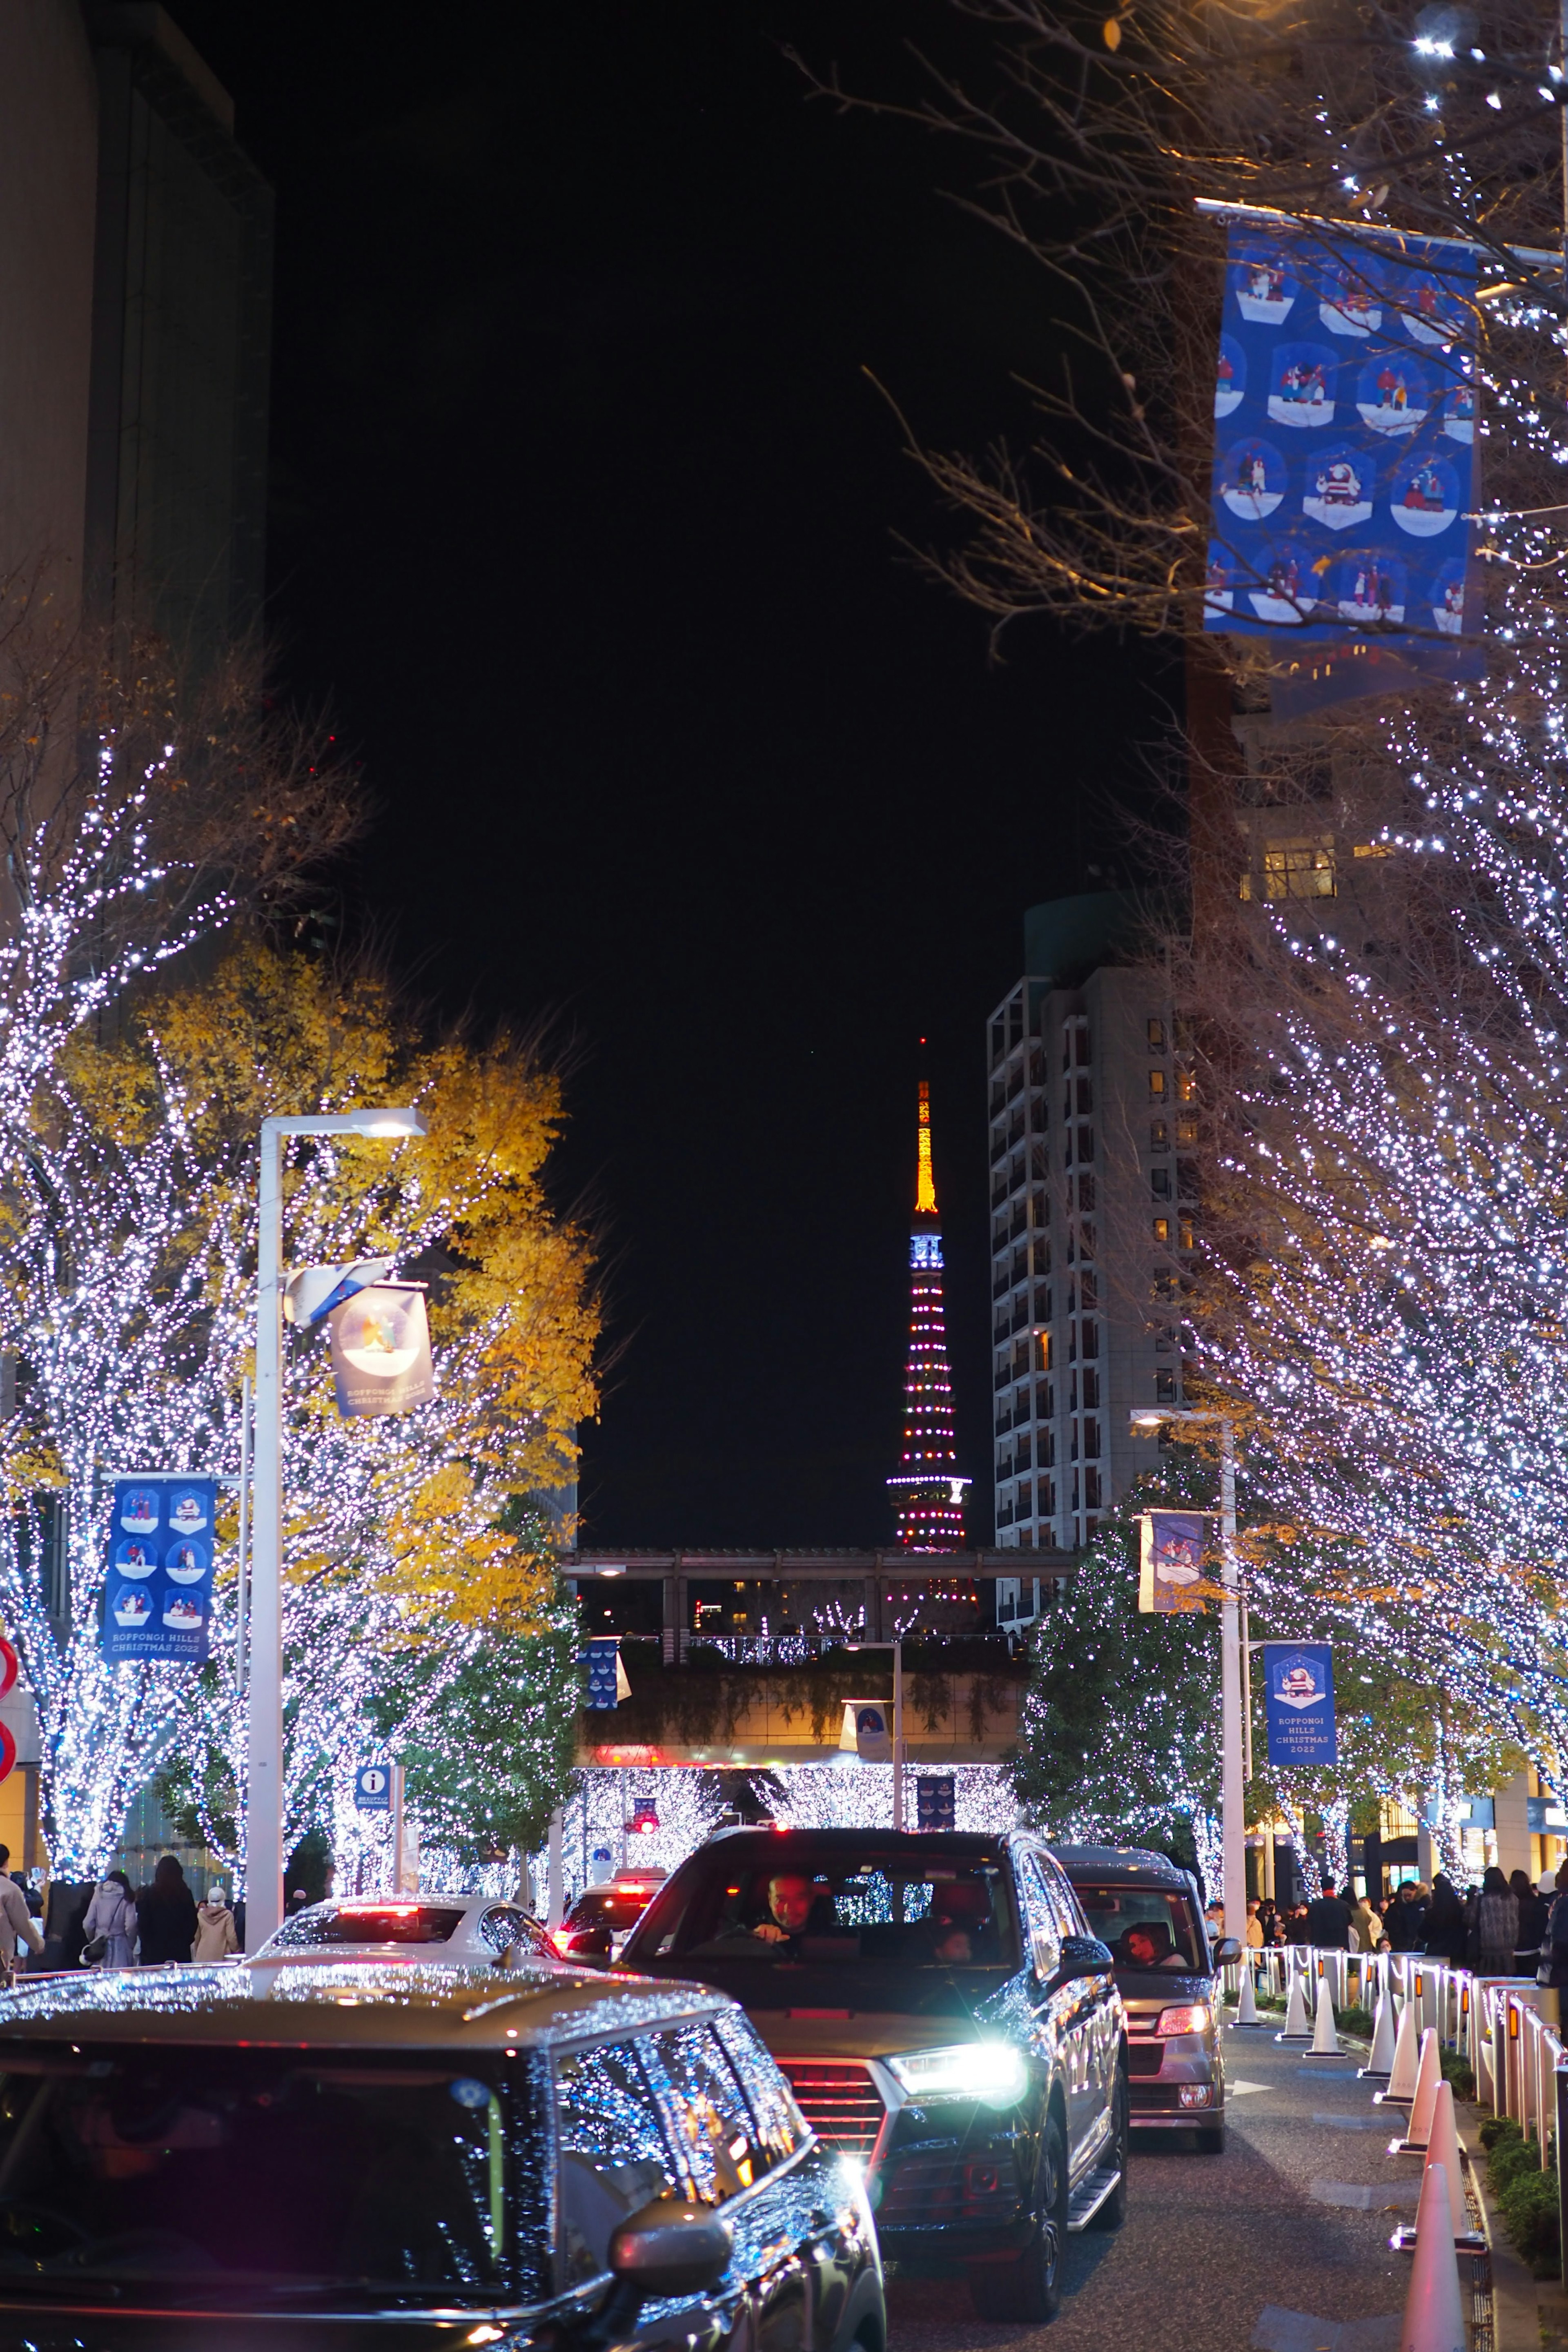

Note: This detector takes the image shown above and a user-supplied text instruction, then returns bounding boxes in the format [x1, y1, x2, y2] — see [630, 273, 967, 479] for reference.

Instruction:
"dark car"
[1054, 1844, 1240, 2152]
[616, 1826, 1128, 2322]
[0, 1956, 884, 2352]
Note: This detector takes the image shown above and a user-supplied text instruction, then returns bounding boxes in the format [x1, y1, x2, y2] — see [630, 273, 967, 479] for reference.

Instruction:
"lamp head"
[345, 1106, 426, 1138]
[1129, 1410, 1166, 1432]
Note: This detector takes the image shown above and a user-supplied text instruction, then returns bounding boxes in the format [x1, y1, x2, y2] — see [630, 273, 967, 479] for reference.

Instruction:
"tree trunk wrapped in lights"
[0, 591, 598, 1874]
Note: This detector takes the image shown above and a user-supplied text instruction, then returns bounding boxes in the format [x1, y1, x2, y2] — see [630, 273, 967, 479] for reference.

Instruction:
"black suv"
[617, 1827, 1128, 2321]
[0, 1958, 885, 2352]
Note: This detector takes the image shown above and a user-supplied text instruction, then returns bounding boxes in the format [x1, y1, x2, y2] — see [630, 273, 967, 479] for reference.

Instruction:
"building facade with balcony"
[986, 894, 1185, 1600]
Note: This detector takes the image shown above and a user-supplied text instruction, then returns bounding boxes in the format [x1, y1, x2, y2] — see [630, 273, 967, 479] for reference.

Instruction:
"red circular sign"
[0, 1721, 18, 1785]
[0, 1639, 18, 1703]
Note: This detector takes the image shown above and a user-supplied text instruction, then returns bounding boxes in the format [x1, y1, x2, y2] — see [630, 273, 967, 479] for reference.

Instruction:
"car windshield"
[1071, 1883, 1205, 1971]
[637, 1844, 1019, 1970]
[0, 2045, 514, 2304]
[271, 1904, 468, 1948]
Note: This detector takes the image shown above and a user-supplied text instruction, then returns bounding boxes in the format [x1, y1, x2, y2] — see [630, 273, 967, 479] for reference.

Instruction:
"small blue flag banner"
[1263, 1641, 1338, 1766]
[584, 1637, 629, 1710]
[1138, 1510, 1209, 1613]
[102, 1477, 217, 1665]
[1207, 216, 1482, 710]
[917, 1774, 957, 1831]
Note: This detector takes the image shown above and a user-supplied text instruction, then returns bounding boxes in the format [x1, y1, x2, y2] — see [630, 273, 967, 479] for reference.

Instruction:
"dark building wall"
[0, 2, 98, 604]
[85, 4, 272, 665]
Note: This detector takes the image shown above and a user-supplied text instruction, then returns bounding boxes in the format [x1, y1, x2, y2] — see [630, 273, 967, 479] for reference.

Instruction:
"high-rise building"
[886, 1080, 971, 1550]
[985, 895, 1183, 1616]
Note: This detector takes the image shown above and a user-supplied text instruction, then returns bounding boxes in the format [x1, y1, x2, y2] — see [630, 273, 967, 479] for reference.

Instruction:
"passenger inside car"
[1119, 1921, 1187, 1969]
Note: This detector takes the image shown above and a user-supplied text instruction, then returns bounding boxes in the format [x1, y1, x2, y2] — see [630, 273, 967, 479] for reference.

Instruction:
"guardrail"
[1225, 1943, 1565, 2254]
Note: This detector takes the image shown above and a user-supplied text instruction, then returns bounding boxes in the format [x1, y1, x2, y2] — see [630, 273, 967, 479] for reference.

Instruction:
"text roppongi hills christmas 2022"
[1205, 220, 1480, 657]
[102, 1477, 216, 1665]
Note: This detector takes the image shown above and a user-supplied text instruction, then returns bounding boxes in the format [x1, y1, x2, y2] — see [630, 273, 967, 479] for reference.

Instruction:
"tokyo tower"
[886, 1078, 971, 1548]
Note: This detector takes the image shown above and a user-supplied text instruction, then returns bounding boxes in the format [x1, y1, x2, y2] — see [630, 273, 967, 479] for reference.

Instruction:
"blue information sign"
[354, 1764, 392, 1813]
[102, 1477, 216, 1665]
[1263, 1642, 1337, 1767]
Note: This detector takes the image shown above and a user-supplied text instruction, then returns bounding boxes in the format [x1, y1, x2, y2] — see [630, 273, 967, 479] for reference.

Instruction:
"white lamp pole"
[1131, 1406, 1245, 1940]
[247, 1105, 427, 1953]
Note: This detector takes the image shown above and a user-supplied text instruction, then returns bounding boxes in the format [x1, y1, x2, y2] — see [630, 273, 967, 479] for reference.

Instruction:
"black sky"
[172, 2, 1169, 1546]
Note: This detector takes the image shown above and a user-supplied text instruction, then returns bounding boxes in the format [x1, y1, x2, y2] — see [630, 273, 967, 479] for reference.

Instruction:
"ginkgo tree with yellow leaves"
[4, 938, 599, 1877]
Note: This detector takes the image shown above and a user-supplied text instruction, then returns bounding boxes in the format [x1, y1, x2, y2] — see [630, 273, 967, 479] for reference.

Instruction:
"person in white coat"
[0, 1844, 44, 1976]
[80, 1871, 138, 1967]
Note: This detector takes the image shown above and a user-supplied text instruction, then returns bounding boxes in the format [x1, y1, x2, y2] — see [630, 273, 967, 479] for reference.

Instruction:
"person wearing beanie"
[192, 1883, 238, 1962]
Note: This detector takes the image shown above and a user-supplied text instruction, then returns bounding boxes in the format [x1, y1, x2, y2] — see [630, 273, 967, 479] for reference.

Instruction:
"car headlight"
[1154, 2003, 1211, 2038]
[886, 2042, 1029, 2105]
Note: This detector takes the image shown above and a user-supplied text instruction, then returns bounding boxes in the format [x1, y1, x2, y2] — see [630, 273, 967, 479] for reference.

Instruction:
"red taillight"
[551, 1927, 573, 1951]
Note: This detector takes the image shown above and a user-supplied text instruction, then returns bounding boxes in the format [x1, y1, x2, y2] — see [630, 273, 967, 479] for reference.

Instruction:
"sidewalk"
[883, 2022, 1420, 2349]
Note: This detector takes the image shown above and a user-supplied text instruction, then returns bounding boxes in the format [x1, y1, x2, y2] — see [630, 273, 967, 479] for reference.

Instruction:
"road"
[885, 2018, 1425, 2352]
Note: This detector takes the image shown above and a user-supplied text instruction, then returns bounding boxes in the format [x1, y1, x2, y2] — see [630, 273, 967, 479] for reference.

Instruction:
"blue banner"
[1207, 219, 1481, 708]
[584, 1637, 625, 1710]
[102, 1477, 216, 1665]
[1263, 1642, 1337, 1766]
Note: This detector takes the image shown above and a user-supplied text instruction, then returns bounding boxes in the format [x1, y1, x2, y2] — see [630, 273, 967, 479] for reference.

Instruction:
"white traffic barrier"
[1312, 1982, 1345, 2056]
[1377, 2001, 1421, 2105]
[1399, 2160, 1466, 2352]
[1276, 1967, 1313, 2042]
[1234, 1966, 1261, 2027]
[1361, 1983, 1399, 2080]
[1392, 2029, 1443, 2154]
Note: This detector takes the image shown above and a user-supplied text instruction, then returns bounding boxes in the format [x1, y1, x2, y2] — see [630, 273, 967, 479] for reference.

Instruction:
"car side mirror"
[609, 2200, 733, 2301]
[578, 2201, 733, 2349]
[1214, 1937, 1243, 1965]
[1055, 1933, 1114, 1982]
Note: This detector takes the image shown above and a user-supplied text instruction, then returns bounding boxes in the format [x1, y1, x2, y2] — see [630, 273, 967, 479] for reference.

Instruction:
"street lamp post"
[1130, 1408, 1246, 1938]
[248, 1105, 427, 1953]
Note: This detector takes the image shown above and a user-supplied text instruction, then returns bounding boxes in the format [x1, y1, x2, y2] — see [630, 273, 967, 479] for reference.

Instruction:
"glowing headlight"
[886, 2042, 1029, 2105]
[1154, 2003, 1211, 2038]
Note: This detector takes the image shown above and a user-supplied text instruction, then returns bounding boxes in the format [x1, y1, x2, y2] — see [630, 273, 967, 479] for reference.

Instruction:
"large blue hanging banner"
[1205, 215, 1481, 711]
[1263, 1641, 1337, 1767]
[102, 1477, 217, 1665]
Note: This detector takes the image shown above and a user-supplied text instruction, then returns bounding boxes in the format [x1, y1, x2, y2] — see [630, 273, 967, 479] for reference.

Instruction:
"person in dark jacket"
[135, 1855, 198, 1967]
[1511, 1868, 1550, 1974]
[1423, 1873, 1468, 1964]
[1385, 1882, 1429, 1951]
[1468, 1864, 1519, 1975]
[1304, 1882, 1354, 1948]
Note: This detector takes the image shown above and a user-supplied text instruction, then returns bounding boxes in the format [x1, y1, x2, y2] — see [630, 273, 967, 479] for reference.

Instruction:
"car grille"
[1126, 2042, 1164, 2078]
[777, 2060, 886, 2154]
[876, 2151, 1022, 2228]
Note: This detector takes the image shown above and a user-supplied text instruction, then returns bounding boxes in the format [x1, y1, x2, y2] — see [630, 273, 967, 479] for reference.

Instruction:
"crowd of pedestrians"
[1241, 1858, 1568, 1987]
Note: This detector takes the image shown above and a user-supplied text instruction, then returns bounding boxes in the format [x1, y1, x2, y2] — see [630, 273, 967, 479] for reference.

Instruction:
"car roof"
[1051, 1844, 1198, 1889]
[0, 1959, 730, 2050]
[691, 1829, 1010, 1861]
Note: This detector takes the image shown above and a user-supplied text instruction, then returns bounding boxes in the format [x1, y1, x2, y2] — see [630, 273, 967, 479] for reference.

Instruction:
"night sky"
[173, 2, 1169, 1546]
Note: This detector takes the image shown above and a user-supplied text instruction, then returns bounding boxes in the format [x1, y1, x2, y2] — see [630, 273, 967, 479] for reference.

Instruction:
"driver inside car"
[1119, 1920, 1188, 1969]
[748, 1875, 821, 1944]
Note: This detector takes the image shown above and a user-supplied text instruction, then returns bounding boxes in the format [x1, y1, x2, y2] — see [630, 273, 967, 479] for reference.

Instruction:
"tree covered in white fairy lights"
[0, 597, 598, 1876]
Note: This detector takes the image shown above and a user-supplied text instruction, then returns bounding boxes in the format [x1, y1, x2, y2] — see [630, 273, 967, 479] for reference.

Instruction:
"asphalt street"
[884, 2018, 1430, 2351]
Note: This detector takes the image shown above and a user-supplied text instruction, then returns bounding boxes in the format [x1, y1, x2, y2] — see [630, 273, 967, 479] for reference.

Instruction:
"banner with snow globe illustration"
[1205, 214, 1483, 710]
[102, 1476, 216, 1664]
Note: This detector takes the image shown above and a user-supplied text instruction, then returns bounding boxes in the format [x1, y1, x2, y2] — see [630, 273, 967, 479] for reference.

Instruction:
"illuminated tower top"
[887, 1075, 971, 1550]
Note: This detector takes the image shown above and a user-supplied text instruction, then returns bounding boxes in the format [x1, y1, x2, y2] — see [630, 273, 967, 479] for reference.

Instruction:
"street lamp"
[247, 1105, 428, 1951]
[1129, 1407, 1247, 1939]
